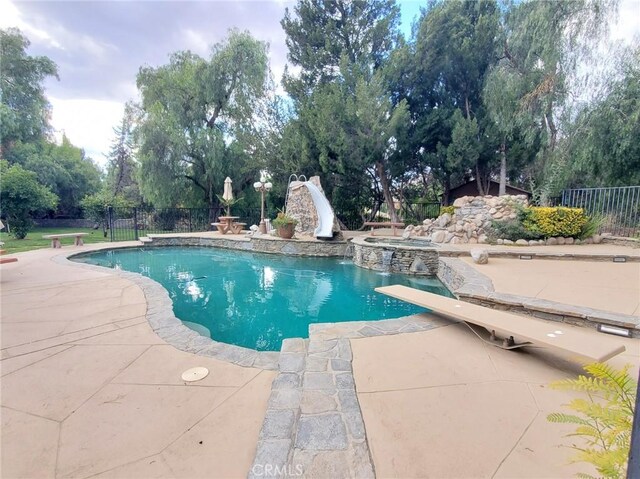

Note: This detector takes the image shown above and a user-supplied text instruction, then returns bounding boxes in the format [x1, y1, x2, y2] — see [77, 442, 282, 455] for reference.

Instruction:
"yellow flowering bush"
[439, 206, 455, 216]
[523, 207, 588, 238]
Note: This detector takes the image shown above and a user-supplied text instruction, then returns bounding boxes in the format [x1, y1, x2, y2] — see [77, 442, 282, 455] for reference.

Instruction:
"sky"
[1, 0, 638, 168]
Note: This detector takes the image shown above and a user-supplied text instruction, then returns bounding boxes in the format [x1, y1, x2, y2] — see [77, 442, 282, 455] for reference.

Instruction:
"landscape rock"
[470, 249, 489, 264]
[420, 194, 528, 244]
[432, 230, 446, 243]
[546, 237, 558, 245]
[503, 239, 514, 245]
[515, 239, 529, 246]
[438, 213, 452, 228]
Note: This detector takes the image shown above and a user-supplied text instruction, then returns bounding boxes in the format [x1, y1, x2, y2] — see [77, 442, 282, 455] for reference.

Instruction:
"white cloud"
[0, 0, 62, 48]
[49, 97, 124, 167]
[182, 28, 211, 56]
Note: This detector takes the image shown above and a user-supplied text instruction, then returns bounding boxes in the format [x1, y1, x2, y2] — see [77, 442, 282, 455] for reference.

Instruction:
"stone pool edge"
[55, 247, 280, 370]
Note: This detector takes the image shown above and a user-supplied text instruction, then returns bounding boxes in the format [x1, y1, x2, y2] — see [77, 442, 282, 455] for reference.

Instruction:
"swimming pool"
[74, 247, 452, 351]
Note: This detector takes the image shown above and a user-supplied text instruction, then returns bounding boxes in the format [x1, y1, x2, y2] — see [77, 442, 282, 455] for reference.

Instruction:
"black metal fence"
[334, 202, 441, 231]
[560, 186, 640, 237]
[401, 202, 441, 224]
[105, 206, 275, 241]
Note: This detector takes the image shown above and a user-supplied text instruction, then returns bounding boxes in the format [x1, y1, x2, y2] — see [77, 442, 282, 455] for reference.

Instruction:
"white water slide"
[303, 181, 335, 238]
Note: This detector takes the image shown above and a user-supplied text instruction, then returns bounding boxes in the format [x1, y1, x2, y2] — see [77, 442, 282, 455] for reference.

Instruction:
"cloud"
[49, 97, 124, 167]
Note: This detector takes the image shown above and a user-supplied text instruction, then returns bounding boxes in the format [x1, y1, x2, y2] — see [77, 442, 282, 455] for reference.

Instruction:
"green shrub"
[547, 363, 636, 479]
[490, 219, 543, 241]
[439, 205, 455, 216]
[0, 161, 58, 239]
[523, 207, 588, 238]
[579, 214, 605, 240]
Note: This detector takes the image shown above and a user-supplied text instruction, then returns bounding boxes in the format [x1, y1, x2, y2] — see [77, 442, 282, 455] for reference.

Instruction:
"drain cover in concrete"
[181, 367, 209, 382]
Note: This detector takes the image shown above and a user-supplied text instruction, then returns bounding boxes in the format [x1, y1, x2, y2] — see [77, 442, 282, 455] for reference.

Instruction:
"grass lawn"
[0, 227, 110, 254]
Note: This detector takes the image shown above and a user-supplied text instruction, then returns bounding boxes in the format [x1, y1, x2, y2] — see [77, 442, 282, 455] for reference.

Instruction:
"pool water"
[75, 247, 452, 351]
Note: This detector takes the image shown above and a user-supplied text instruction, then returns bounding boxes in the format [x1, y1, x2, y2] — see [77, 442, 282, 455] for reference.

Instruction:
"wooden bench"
[42, 232, 89, 248]
[0, 243, 18, 264]
[364, 221, 405, 236]
[375, 284, 626, 363]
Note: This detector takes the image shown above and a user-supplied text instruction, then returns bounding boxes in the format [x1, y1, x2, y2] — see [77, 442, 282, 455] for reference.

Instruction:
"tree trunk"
[545, 106, 558, 152]
[442, 177, 451, 206]
[475, 163, 486, 195]
[499, 139, 507, 196]
[375, 161, 399, 223]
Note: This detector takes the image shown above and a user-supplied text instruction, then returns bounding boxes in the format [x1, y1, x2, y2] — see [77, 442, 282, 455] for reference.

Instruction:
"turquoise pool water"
[74, 247, 452, 351]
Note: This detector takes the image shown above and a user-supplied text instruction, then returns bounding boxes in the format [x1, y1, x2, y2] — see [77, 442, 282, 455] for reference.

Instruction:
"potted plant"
[272, 211, 297, 239]
[216, 195, 243, 217]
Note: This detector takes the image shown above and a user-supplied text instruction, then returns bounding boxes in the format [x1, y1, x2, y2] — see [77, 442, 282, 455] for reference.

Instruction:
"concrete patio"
[1, 239, 638, 478]
[1, 245, 274, 478]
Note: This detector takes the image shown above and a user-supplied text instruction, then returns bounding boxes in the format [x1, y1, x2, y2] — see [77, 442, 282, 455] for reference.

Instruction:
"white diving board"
[375, 284, 626, 363]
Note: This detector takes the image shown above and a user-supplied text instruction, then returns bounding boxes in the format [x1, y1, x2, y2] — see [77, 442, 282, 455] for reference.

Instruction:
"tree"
[0, 160, 58, 238]
[106, 102, 140, 203]
[5, 136, 102, 217]
[0, 28, 58, 157]
[483, 0, 616, 198]
[136, 30, 269, 208]
[280, 0, 403, 221]
[562, 44, 640, 186]
[404, 0, 501, 201]
[281, 0, 400, 98]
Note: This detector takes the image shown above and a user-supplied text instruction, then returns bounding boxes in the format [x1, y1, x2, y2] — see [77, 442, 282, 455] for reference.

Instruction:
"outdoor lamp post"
[253, 178, 272, 234]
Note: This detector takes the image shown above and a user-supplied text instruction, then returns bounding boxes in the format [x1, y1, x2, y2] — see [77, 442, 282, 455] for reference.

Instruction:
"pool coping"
[56, 246, 281, 370]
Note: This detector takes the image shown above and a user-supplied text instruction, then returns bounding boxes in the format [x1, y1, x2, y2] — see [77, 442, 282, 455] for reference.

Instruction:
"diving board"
[375, 284, 626, 363]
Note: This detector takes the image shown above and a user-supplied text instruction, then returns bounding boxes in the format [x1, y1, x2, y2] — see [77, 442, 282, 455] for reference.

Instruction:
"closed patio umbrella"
[223, 177, 233, 202]
[222, 177, 234, 217]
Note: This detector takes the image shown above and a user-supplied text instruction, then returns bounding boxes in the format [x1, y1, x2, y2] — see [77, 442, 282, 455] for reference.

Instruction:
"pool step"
[139, 236, 152, 244]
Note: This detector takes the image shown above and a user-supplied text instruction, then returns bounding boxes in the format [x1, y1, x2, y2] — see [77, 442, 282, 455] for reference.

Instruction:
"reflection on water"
[75, 247, 453, 351]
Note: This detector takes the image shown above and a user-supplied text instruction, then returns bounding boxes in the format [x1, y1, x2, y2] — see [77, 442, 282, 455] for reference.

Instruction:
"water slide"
[303, 181, 335, 238]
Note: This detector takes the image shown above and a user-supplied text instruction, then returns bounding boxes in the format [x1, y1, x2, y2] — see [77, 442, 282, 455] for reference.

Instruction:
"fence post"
[133, 207, 139, 240]
[189, 209, 193, 232]
[108, 207, 114, 242]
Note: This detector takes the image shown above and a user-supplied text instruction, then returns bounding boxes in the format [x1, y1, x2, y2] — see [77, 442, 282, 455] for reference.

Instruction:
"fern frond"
[546, 362, 636, 479]
[547, 412, 590, 425]
[574, 473, 598, 479]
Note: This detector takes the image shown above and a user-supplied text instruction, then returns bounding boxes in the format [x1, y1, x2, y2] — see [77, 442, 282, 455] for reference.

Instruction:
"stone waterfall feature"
[285, 176, 342, 239]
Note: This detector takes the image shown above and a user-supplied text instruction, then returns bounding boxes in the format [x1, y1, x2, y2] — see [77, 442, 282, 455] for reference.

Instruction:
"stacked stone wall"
[411, 195, 528, 245]
[352, 240, 439, 275]
[145, 235, 348, 257]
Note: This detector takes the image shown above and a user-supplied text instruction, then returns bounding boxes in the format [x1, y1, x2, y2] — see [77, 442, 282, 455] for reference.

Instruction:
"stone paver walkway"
[1, 246, 274, 478]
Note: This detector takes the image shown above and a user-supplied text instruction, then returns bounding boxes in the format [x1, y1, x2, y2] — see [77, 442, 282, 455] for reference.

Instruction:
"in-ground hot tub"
[351, 236, 440, 275]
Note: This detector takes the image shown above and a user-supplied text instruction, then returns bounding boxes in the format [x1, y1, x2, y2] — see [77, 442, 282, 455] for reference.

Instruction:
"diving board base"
[464, 321, 533, 350]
